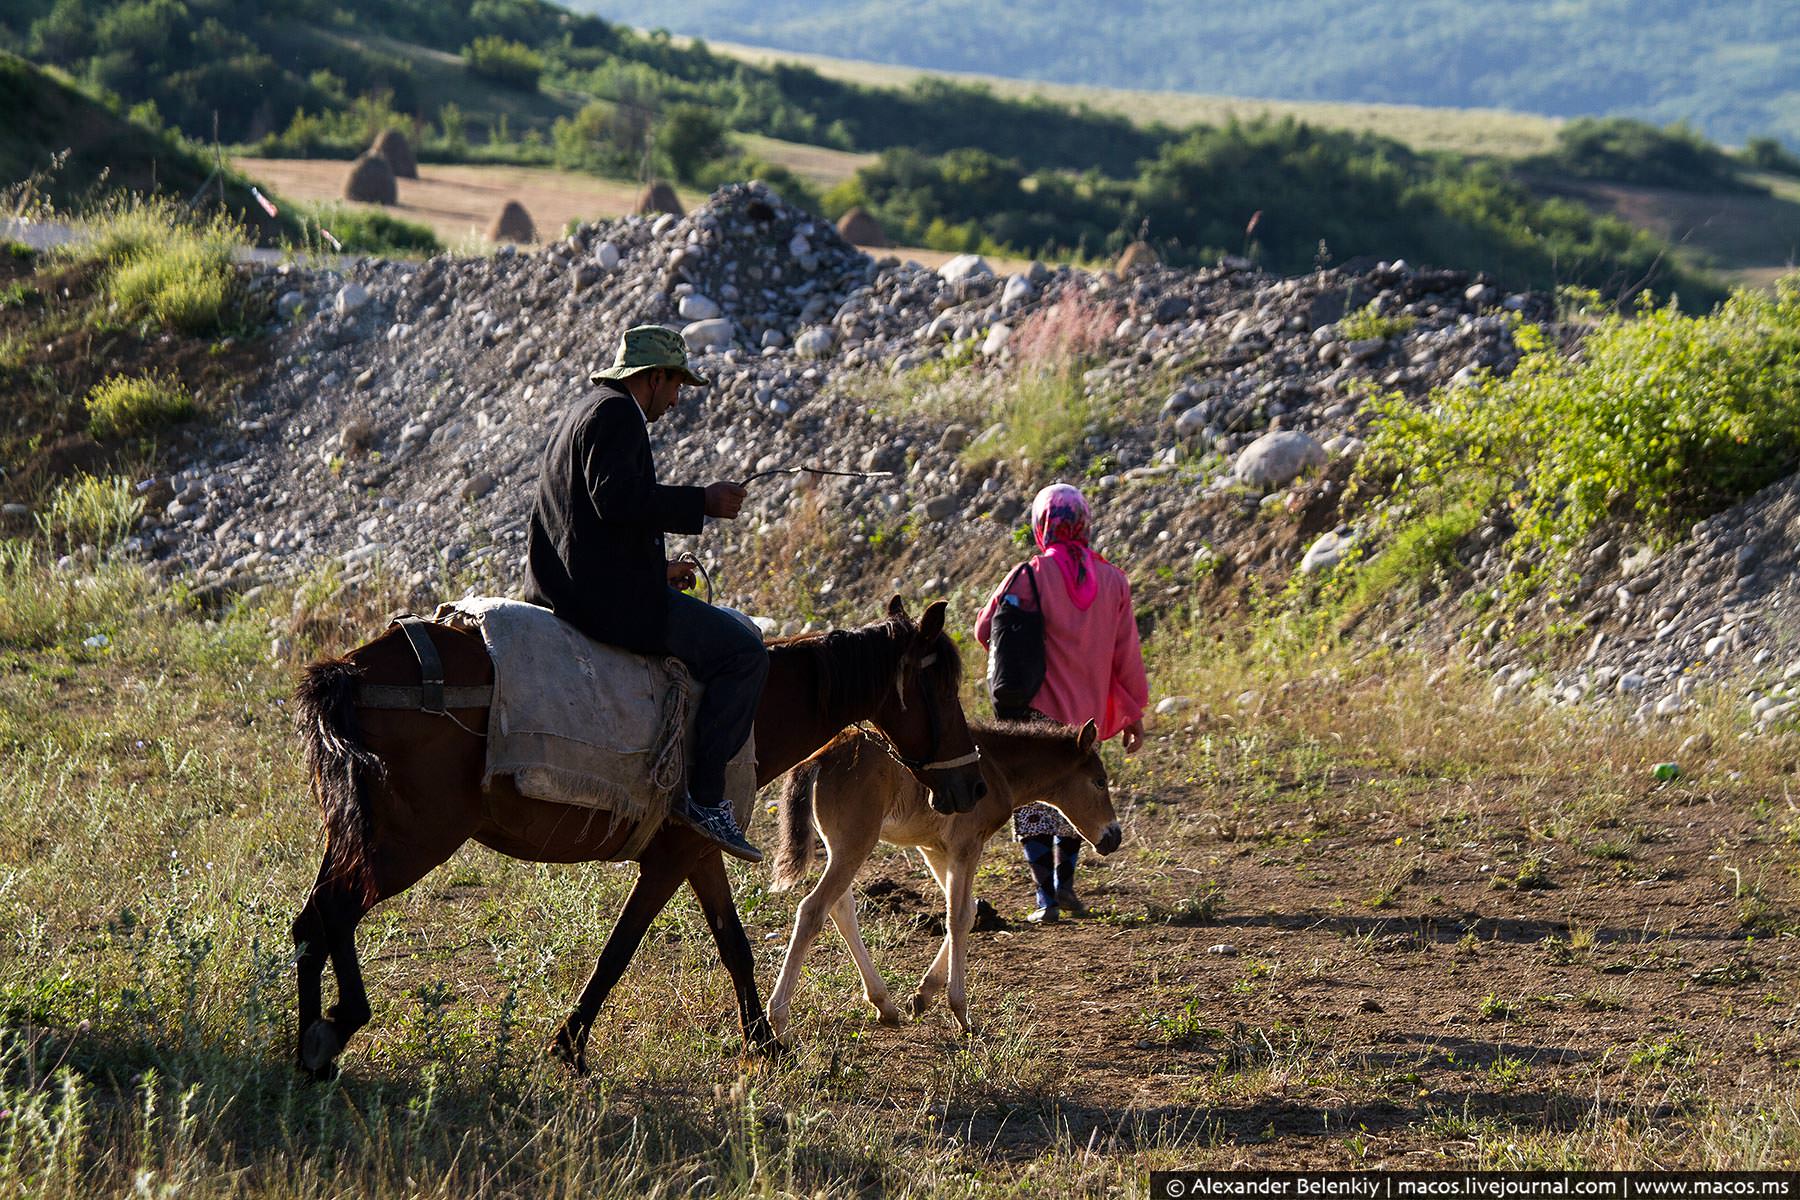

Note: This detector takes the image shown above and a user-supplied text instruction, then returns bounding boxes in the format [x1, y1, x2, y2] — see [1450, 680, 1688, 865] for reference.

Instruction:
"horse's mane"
[971, 717, 1092, 758]
[769, 614, 963, 728]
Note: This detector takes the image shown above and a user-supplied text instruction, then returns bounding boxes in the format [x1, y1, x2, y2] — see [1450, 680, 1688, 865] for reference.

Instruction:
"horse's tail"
[770, 759, 821, 892]
[295, 658, 383, 906]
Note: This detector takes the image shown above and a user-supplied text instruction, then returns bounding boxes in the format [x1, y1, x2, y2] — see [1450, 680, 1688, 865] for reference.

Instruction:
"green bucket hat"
[590, 324, 711, 387]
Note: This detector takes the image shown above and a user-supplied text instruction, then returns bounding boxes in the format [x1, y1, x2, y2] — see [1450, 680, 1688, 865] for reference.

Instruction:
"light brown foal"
[768, 718, 1121, 1037]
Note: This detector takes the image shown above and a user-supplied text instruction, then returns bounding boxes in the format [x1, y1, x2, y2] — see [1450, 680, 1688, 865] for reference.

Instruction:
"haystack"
[343, 153, 397, 205]
[488, 199, 537, 244]
[634, 180, 682, 217]
[1115, 241, 1159, 274]
[835, 206, 888, 247]
[369, 129, 418, 179]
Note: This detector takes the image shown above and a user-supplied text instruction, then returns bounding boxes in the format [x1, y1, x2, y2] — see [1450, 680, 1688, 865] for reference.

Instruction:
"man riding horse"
[523, 324, 765, 863]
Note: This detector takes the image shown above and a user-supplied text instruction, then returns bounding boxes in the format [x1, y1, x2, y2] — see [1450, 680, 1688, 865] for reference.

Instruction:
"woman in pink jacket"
[975, 484, 1148, 924]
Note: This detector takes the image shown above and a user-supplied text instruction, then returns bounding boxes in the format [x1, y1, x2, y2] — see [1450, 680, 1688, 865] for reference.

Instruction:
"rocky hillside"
[97, 181, 1800, 727]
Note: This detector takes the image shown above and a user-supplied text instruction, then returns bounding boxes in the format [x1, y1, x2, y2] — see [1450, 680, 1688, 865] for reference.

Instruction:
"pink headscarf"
[1031, 484, 1100, 611]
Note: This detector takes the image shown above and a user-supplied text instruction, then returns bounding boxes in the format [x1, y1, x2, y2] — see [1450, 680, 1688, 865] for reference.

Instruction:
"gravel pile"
[126, 180, 1800, 726]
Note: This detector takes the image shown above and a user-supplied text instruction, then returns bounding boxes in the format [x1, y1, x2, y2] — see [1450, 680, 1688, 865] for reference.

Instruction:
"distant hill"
[572, 0, 1800, 149]
[0, 53, 292, 244]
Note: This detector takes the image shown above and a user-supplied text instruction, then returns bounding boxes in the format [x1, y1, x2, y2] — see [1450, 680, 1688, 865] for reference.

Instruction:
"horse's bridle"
[877, 650, 982, 774]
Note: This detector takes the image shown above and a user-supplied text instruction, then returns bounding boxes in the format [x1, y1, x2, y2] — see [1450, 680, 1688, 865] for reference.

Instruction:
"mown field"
[5, 522, 1800, 1196]
[232, 155, 1046, 272]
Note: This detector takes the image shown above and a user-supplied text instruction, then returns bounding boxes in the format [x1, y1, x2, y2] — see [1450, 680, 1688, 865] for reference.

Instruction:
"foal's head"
[1020, 719, 1122, 855]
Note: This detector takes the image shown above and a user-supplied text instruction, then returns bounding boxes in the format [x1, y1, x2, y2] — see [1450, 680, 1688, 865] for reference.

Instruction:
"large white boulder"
[1233, 431, 1326, 490]
[938, 254, 992, 283]
[677, 293, 721, 321]
[682, 318, 733, 354]
[794, 326, 835, 358]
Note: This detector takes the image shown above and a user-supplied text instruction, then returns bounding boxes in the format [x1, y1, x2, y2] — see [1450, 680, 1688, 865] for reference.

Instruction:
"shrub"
[1007, 291, 1120, 370]
[1355, 279, 1800, 595]
[33, 473, 144, 552]
[86, 372, 195, 440]
[1742, 136, 1800, 178]
[462, 36, 543, 91]
[1526, 117, 1751, 192]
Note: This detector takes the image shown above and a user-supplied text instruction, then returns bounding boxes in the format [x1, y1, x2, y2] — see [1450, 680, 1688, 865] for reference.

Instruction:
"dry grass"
[697, 39, 1564, 159]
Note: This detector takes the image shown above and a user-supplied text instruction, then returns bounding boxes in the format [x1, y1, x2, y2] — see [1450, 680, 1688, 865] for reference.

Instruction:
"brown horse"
[291, 597, 986, 1079]
[767, 718, 1120, 1037]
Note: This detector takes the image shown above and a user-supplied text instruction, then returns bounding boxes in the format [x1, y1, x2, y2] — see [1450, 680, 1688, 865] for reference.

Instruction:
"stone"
[1175, 408, 1210, 439]
[682, 319, 734, 354]
[1301, 528, 1357, 575]
[1001, 274, 1034, 309]
[794, 326, 835, 358]
[923, 495, 962, 521]
[596, 241, 621, 270]
[1232, 431, 1326, 490]
[940, 424, 971, 453]
[938, 254, 992, 283]
[1206, 944, 1239, 956]
[760, 329, 785, 349]
[1152, 295, 1190, 325]
[981, 324, 1011, 356]
[277, 291, 305, 318]
[462, 472, 496, 501]
[1, 503, 29, 519]
[334, 283, 370, 317]
[339, 418, 375, 455]
[678, 293, 721, 321]
[1154, 696, 1194, 715]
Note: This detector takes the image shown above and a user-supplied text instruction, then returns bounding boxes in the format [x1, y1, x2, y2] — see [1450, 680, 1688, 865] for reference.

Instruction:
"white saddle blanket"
[433, 598, 758, 843]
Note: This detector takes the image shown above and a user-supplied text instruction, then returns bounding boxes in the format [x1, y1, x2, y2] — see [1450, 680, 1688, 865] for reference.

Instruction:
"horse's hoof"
[300, 1021, 343, 1075]
[907, 993, 928, 1019]
[546, 1029, 588, 1075]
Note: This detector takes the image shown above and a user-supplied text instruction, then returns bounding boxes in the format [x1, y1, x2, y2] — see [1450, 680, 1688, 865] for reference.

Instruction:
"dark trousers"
[663, 588, 769, 806]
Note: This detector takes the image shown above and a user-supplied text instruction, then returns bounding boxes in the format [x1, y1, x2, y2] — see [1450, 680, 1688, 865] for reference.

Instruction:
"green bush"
[86, 372, 196, 440]
[462, 36, 543, 91]
[1742, 136, 1800, 178]
[1356, 278, 1800, 593]
[659, 103, 727, 181]
[1525, 117, 1752, 192]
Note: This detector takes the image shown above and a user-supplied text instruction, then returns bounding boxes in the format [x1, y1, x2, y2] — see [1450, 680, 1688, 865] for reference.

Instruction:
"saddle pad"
[433, 598, 758, 846]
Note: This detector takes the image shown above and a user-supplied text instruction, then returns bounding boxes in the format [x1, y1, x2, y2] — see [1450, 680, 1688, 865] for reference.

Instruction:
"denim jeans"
[662, 588, 769, 806]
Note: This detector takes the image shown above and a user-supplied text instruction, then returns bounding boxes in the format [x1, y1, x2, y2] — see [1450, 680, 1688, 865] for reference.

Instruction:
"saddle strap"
[356, 683, 493, 710]
[396, 616, 447, 713]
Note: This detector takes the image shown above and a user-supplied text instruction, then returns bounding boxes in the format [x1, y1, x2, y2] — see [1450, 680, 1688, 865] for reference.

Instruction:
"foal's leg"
[768, 821, 885, 1037]
[826, 889, 902, 1026]
[550, 836, 695, 1073]
[910, 846, 978, 1032]
[686, 848, 777, 1055]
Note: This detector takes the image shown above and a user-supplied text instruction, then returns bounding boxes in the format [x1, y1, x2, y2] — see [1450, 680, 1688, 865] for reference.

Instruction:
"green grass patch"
[63, 197, 243, 335]
[297, 202, 442, 256]
[85, 373, 197, 440]
[1336, 300, 1419, 342]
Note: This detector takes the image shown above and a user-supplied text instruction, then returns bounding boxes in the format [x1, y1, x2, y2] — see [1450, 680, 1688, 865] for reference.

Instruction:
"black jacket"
[523, 386, 706, 654]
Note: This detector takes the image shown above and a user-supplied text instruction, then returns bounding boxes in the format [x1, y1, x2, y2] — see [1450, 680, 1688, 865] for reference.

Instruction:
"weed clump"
[86, 372, 196, 440]
[63, 197, 243, 335]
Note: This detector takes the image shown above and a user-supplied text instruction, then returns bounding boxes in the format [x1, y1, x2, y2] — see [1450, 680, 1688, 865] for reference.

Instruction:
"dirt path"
[768, 766, 1795, 1166]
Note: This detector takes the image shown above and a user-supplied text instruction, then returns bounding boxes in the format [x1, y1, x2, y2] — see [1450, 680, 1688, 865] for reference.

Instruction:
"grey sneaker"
[676, 797, 763, 864]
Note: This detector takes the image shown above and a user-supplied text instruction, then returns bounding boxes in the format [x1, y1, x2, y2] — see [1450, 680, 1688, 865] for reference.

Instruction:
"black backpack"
[987, 562, 1046, 715]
